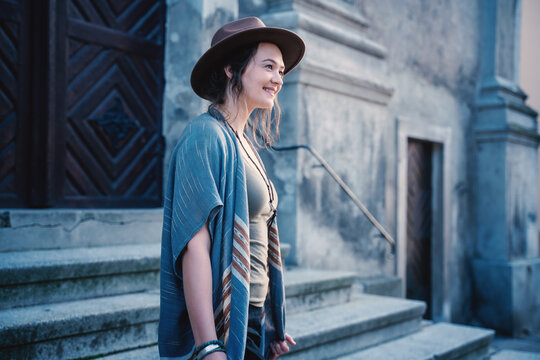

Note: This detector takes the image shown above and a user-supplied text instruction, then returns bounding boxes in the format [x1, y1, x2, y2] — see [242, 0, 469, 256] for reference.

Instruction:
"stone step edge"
[285, 294, 426, 354]
[0, 269, 359, 348]
[0, 290, 160, 347]
[0, 243, 161, 286]
[99, 295, 425, 359]
[1, 246, 359, 296]
[0, 291, 423, 351]
[336, 322, 494, 360]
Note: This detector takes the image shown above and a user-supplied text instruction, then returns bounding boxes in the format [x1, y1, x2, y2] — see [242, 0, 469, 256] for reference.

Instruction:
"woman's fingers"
[279, 341, 290, 353]
[271, 340, 289, 356]
[270, 334, 295, 359]
[285, 333, 296, 346]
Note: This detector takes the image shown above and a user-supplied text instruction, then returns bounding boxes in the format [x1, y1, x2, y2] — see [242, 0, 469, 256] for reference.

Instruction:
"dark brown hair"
[207, 42, 281, 147]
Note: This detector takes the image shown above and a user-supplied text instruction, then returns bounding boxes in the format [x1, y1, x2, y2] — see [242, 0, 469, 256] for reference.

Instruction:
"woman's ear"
[224, 65, 233, 79]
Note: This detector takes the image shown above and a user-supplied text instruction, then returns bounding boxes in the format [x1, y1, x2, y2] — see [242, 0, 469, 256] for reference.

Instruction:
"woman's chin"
[258, 101, 275, 109]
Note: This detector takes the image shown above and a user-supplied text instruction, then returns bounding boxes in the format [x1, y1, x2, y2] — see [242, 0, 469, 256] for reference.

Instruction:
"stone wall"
[359, 0, 481, 324]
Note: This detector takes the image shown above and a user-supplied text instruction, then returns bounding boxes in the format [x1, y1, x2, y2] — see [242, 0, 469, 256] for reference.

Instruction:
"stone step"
[0, 291, 160, 359]
[0, 243, 161, 309]
[99, 345, 160, 360]
[98, 294, 424, 360]
[282, 294, 425, 359]
[336, 323, 494, 360]
[0, 290, 422, 359]
[285, 268, 357, 314]
[355, 275, 403, 298]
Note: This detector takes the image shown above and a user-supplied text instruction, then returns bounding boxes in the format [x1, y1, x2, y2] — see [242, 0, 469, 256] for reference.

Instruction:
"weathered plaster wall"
[352, 0, 481, 323]
[163, 0, 238, 179]
[256, 0, 394, 277]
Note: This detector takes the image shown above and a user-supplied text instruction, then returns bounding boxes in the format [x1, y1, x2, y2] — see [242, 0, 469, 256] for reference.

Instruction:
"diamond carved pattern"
[88, 98, 140, 151]
[64, 0, 163, 203]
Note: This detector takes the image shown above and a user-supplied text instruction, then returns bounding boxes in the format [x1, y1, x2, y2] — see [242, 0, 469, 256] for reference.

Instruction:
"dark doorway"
[0, 0, 165, 208]
[406, 139, 433, 319]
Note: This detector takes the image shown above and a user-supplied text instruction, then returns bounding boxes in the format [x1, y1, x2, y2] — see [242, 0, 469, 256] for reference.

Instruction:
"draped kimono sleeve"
[159, 116, 229, 358]
[169, 124, 226, 278]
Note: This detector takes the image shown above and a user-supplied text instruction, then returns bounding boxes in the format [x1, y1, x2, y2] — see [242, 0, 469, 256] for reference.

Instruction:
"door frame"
[396, 117, 451, 321]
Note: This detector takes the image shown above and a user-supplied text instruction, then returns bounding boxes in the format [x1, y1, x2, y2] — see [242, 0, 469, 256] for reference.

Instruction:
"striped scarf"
[158, 112, 286, 359]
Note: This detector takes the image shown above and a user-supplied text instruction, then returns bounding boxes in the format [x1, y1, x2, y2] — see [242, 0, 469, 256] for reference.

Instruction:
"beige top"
[241, 148, 277, 307]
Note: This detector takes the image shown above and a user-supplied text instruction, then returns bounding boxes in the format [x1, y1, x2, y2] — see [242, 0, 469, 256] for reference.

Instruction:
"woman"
[159, 17, 305, 360]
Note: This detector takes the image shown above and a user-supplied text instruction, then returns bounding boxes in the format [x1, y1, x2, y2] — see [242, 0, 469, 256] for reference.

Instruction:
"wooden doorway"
[0, 0, 165, 208]
[406, 139, 433, 319]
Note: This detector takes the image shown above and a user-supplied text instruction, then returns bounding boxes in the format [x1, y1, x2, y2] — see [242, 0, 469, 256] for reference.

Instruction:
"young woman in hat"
[159, 17, 305, 360]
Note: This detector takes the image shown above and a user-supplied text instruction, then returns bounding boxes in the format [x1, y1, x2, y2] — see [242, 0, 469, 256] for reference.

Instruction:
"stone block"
[0, 209, 163, 252]
[473, 258, 540, 336]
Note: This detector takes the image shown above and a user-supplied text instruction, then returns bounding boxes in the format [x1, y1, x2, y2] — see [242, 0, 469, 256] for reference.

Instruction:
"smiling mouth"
[263, 87, 276, 96]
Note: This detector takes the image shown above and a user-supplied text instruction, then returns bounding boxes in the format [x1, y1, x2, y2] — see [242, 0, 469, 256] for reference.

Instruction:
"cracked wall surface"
[0, 210, 163, 252]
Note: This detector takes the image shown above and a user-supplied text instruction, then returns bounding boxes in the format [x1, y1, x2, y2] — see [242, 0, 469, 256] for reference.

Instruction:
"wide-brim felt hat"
[191, 17, 305, 100]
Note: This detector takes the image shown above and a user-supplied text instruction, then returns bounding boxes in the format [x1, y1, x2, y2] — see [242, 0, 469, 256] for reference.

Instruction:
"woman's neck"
[215, 97, 252, 134]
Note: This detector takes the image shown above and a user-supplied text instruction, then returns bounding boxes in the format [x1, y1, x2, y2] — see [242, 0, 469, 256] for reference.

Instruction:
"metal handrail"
[270, 144, 396, 253]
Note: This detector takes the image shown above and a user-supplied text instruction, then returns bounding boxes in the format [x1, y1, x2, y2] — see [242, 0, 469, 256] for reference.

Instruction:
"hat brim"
[191, 27, 305, 101]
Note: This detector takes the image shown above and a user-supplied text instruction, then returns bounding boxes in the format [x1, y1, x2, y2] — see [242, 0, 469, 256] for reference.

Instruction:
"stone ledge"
[268, 0, 369, 29]
[474, 125, 540, 147]
[286, 61, 394, 105]
[261, 10, 386, 59]
[0, 209, 163, 252]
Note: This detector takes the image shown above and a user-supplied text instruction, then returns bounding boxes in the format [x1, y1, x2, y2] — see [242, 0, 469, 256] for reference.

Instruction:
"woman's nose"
[273, 72, 283, 86]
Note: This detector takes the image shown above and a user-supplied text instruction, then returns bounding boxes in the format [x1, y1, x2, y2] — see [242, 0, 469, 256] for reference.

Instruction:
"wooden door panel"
[406, 139, 433, 318]
[61, 0, 164, 206]
[0, 0, 29, 207]
[0, 0, 164, 208]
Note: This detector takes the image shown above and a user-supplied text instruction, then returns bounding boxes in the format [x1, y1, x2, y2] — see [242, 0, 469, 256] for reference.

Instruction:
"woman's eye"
[279, 71, 284, 77]
[265, 64, 273, 70]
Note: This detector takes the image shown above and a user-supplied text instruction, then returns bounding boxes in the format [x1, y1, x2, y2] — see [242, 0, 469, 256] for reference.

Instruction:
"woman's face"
[240, 42, 284, 111]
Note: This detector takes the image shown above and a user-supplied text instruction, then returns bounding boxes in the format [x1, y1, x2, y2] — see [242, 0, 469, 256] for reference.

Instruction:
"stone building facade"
[1, 0, 538, 352]
[164, 0, 539, 336]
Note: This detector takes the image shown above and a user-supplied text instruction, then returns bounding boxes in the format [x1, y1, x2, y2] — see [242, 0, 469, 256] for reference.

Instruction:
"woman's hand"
[270, 333, 296, 359]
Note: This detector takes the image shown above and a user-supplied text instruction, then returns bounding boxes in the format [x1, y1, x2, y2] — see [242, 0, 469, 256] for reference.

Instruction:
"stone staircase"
[0, 209, 496, 359]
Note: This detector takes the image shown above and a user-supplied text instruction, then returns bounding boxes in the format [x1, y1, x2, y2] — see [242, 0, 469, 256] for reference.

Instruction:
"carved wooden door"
[0, 0, 31, 207]
[406, 139, 433, 318]
[0, 0, 165, 208]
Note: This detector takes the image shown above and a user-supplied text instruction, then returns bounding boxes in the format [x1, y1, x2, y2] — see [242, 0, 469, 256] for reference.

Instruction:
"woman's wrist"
[192, 340, 226, 360]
